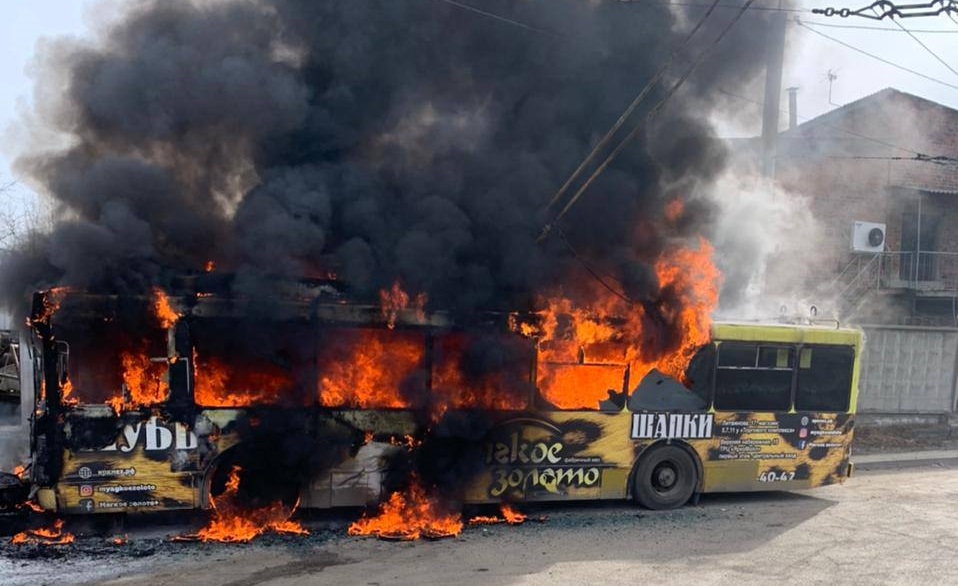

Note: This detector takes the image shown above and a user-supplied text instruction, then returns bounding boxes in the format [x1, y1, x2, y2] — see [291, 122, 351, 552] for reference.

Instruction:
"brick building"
[743, 88, 958, 324]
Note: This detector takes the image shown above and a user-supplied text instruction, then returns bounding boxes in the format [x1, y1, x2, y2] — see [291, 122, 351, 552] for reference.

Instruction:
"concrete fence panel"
[858, 325, 958, 413]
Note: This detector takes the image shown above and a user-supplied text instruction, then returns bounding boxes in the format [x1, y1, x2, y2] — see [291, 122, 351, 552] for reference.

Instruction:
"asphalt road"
[3, 460, 958, 586]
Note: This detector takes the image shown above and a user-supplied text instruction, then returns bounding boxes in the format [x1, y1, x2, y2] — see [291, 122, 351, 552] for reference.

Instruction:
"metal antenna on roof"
[826, 69, 842, 107]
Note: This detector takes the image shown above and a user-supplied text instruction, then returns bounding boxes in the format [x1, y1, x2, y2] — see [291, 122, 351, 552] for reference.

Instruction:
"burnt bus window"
[795, 345, 854, 412]
[537, 362, 629, 411]
[192, 319, 315, 408]
[317, 327, 427, 409]
[59, 321, 168, 406]
[432, 332, 534, 411]
[713, 343, 793, 411]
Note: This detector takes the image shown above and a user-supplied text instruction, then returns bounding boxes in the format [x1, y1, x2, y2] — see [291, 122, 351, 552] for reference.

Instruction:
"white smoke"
[708, 169, 827, 321]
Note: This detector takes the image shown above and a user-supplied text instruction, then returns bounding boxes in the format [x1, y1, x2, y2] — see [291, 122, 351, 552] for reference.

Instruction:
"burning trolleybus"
[19, 283, 861, 515]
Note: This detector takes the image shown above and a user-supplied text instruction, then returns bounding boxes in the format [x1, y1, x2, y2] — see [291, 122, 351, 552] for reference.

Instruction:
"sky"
[0, 0, 956, 216]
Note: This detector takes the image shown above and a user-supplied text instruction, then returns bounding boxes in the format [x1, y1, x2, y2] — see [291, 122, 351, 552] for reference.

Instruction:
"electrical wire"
[555, 227, 636, 304]
[778, 154, 958, 164]
[876, 8, 958, 77]
[616, 0, 807, 12]
[718, 87, 925, 156]
[432, 0, 562, 37]
[538, 0, 758, 242]
[795, 18, 958, 90]
[544, 0, 725, 212]
[801, 19, 958, 32]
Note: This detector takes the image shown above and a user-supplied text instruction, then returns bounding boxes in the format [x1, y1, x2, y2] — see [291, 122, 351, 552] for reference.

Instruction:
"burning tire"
[631, 445, 697, 510]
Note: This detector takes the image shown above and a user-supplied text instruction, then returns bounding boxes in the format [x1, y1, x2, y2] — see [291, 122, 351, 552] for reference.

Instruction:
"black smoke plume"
[3, 0, 779, 316]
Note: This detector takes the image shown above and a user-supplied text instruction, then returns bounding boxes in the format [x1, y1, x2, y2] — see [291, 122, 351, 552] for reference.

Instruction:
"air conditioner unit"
[851, 221, 886, 253]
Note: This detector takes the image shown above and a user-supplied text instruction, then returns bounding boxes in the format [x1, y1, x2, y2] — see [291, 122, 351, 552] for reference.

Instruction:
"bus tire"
[631, 445, 697, 510]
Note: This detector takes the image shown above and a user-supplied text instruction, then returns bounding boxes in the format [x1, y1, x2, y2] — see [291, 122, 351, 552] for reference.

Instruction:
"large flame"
[173, 466, 308, 543]
[105, 288, 178, 412]
[535, 238, 720, 409]
[318, 329, 423, 408]
[10, 519, 75, 546]
[193, 352, 294, 407]
[348, 477, 462, 541]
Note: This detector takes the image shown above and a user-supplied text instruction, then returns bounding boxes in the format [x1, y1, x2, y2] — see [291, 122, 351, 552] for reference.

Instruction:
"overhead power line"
[794, 17, 958, 90]
[433, 0, 561, 36]
[616, 0, 807, 13]
[783, 154, 958, 165]
[544, 0, 725, 212]
[801, 19, 958, 32]
[538, 0, 758, 243]
[812, 0, 958, 20]
[876, 7, 958, 77]
[716, 88, 926, 155]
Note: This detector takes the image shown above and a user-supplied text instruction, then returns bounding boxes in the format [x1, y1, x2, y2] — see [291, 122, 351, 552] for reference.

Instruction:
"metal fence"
[858, 325, 958, 413]
[878, 251, 958, 292]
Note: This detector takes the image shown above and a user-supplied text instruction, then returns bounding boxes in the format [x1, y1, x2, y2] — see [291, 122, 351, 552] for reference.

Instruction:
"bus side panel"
[694, 411, 854, 493]
[462, 411, 634, 504]
[55, 415, 203, 514]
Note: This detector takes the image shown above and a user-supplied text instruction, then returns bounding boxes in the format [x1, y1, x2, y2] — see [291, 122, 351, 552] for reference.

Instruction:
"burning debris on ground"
[9, 520, 75, 547]
[171, 466, 308, 544]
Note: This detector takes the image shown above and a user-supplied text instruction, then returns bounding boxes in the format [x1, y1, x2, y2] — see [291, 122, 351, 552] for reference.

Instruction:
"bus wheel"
[631, 445, 697, 510]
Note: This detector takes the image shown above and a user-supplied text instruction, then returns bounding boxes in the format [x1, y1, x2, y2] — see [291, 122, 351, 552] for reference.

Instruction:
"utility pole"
[760, 6, 787, 178]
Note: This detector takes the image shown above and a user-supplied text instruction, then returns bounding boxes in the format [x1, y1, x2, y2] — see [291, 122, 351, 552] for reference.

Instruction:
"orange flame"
[536, 238, 720, 409]
[12, 465, 26, 479]
[430, 334, 530, 415]
[10, 519, 75, 546]
[108, 347, 169, 413]
[319, 329, 423, 408]
[174, 466, 308, 543]
[152, 287, 179, 329]
[379, 282, 427, 329]
[30, 287, 71, 327]
[348, 478, 462, 541]
[193, 352, 296, 407]
[111, 535, 128, 546]
[20, 501, 45, 514]
[204, 260, 216, 273]
[467, 504, 527, 526]
[388, 434, 421, 450]
[501, 504, 526, 524]
[61, 377, 78, 406]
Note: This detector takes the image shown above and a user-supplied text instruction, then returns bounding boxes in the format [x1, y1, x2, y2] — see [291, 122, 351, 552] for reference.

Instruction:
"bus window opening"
[714, 344, 794, 411]
[796, 346, 854, 412]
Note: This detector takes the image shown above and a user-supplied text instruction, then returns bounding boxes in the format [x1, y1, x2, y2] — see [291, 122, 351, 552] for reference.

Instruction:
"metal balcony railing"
[826, 251, 958, 319]
[878, 251, 958, 293]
